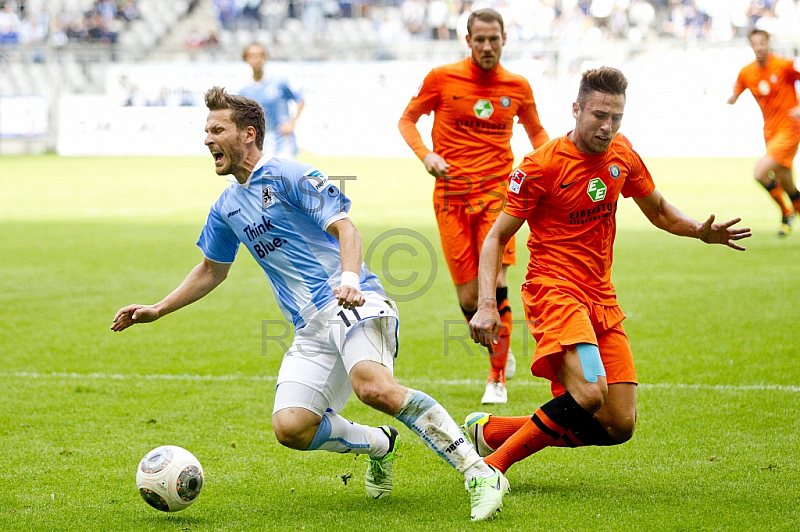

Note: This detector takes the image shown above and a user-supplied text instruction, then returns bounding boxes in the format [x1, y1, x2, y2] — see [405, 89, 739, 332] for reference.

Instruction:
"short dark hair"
[204, 86, 265, 150]
[748, 29, 769, 41]
[577, 67, 628, 108]
[467, 8, 504, 35]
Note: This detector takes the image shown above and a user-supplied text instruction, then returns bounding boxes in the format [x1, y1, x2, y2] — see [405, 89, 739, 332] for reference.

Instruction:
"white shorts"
[273, 293, 399, 417]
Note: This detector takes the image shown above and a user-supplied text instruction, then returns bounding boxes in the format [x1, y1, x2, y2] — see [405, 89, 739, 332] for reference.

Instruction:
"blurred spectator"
[119, 0, 140, 23]
[95, 0, 117, 23]
[302, 0, 326, 39]
[2, 0, 799, 51]
[261, 0, 288, 33]
[241, 0, 262, 29]
[214, 0, 238, 31]
[0, 3, 21, 44]
[628, 0, 656, 41]
[185, 27, 220, 51]
[426, 0, 450, 39]
[1, 0, 139, 46]
[402, 0, 426, 38]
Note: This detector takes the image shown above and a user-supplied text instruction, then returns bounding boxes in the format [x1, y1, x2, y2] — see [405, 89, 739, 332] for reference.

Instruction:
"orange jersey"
[505, 133, 655, 305]
[398, 57, 549, 197]
[733, 54, 800, 138]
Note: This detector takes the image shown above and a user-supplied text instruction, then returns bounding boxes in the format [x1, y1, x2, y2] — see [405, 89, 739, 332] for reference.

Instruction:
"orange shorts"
[765, 128, 800, 169]
[434, 193, 515, 286]
[521, 280, 637, 398]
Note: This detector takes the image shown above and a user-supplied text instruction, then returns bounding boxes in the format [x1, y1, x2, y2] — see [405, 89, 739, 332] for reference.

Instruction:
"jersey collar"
[468, 56, 500, 78]
[226, 152, 275, 189]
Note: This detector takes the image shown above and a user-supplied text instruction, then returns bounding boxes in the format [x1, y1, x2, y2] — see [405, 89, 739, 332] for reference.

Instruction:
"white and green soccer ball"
[136, 445, 204, 512]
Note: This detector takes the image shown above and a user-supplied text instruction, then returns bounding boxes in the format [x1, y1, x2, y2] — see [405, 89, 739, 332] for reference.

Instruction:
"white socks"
[307, 410, 389, 458]
[395, 389, 493, 480]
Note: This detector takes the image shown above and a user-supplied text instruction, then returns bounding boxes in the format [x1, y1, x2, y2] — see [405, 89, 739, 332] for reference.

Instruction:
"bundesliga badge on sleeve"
[509, 168, 525, 194]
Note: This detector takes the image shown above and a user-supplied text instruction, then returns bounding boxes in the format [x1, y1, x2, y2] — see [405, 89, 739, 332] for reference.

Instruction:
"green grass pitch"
[1, 152, 798, 531]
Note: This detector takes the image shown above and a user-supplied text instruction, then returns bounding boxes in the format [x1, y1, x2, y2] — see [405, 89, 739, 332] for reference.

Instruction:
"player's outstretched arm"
[110, 258, 231, 332]
[633, 190, 751, 251]
[470, 213, 525, 348]
[327, 217, 366, 310]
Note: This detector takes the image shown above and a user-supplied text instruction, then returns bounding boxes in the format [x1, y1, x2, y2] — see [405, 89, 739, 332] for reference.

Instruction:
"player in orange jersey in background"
[463, 67, 751, 476]
[398, 8, 549, 404]
[728, 29, 800, 237]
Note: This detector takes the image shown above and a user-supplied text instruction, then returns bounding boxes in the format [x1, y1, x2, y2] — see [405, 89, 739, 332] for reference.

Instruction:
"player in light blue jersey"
[111, 86, 508, 521]
[240, 43, 305, 159]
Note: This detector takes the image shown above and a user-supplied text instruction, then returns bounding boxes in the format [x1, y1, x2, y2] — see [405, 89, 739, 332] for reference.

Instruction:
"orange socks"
[788, 190, 800, 215]
[763, 180, 794, 217]
[488, 289, 513, 383]
[768, 184, 793, 217]
[484, 411, 561, 473]
[484, 392, 619, 473]
[482, 415, 529, 450]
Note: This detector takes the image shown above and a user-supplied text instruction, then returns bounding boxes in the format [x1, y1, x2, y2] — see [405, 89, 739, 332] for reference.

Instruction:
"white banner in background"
[0, 95, 48, 138]
[57, 95, 209, 156]
[56, 55, 767, 158]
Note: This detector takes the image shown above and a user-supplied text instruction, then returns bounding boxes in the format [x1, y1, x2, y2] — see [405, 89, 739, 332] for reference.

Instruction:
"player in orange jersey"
[398, 8, 550, 404]
[462, 67, 751, 475]
[728, 29, 800, 237]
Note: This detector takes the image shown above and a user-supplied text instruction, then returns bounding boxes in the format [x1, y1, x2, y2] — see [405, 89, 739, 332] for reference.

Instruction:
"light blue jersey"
[239, 78, 304, 157]
[197, 155, 385, 329]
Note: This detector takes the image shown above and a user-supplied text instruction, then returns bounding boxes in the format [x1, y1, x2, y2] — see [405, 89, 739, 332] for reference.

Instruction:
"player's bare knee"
[272, 414, 314, 450]
[607, 419, 636, 443]
[458, 294, 478, 311]
[576, 383, 606, 414]
[353, 381, 393, 410]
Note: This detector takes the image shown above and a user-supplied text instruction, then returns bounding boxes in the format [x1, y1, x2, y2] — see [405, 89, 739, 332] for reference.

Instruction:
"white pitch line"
[1, 371, 799, 393]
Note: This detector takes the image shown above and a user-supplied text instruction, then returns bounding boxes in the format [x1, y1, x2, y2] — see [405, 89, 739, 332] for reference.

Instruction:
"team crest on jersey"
[609, 165, 620, 179]
[262, 184, 275, 209]
[500, 96, 511, 108]
[758, 79, 771, 95]
[509, 168, 526, 194]
[474, 99, 494, 119]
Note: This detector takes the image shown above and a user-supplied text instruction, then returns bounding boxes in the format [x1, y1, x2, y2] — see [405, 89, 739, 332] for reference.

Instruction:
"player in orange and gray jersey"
[398, 8, 549, 404]
[728, 29, 800, 237]
[465, 66, 751, 477]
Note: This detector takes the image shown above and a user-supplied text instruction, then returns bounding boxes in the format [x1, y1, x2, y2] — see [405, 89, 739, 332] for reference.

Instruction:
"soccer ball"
[136, 445, 204, 512]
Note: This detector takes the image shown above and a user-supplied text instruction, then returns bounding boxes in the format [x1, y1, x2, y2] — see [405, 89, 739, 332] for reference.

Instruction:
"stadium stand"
[1, 0, 798, 153]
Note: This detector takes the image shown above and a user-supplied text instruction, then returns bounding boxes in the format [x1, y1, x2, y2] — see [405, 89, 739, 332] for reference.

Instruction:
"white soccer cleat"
[504, 350, 516, 380]
[481, 381, 507, 404]
[462, 412, 496, 457]
[467, 465, 510, 521]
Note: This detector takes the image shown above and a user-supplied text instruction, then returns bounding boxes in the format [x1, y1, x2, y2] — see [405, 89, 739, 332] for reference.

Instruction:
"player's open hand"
[469, 305, 502, 348]
[422, 152, 450, 178]
[333, 285, 365, 310]
[697, 214, 752, 251]
[110, 304, 159, 332]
